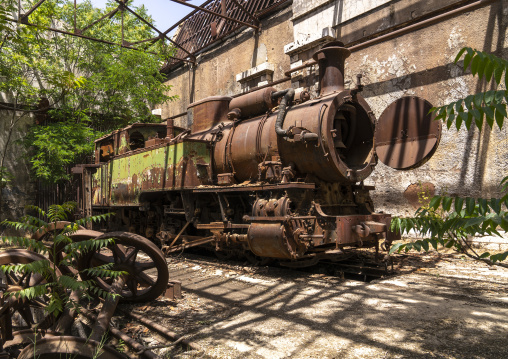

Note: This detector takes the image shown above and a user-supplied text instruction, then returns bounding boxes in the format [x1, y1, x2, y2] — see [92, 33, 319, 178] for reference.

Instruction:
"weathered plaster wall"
[0, 109, 34, 224]
[350, 2, 508, 215]
[162, 0, 507, 216]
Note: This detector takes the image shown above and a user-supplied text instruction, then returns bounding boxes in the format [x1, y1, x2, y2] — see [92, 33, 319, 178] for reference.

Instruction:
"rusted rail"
[119, 309, 202, 352]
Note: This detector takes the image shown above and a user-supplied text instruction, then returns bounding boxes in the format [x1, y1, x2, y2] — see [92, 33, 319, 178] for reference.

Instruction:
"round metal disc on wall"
[374, 96, 441, 170]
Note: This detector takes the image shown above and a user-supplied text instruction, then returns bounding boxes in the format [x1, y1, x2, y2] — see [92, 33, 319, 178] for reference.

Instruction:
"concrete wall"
[161, 0, 508, 216]
[0, 109, 34, 224]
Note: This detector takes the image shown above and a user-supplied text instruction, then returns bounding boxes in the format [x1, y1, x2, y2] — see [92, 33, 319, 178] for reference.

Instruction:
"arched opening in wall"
[129, 131, 145, 151]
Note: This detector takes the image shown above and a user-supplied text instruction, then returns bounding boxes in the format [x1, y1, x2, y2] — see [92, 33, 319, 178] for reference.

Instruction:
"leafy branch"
[432, 47, 507, 130]
[390, 47, 508, 267]
[1, 202, 122, 317]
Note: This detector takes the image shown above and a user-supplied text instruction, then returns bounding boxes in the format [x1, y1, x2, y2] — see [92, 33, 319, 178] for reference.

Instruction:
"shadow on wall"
[363, 1, 507, 209]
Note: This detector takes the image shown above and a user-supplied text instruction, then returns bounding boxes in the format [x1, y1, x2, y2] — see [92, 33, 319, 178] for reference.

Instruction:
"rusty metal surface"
[164, 280, 182, 300]
[375, 96, 441, 170]
[312, 42, 351, 96]
[192, 182, 316, 193]
[80, 231, 169, 303]
[2, 329, 58, 349]
[94, 140, 212, 207]
[188, 96, 232, 133]
[17, 336, 128, 359]
[90, 275, 126, 342]
[32, 221, 85, 241]
[0, 250, 62, 332]
[228, 87, 277, 119]
[279, 92, 377, 183]
[247, 223, 294, 259]
[336, 214, 392, 247]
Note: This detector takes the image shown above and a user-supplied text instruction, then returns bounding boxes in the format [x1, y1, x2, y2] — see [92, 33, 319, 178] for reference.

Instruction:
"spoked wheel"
[31, 221, 88, 275]
[2, 329, 60, 358]
[16, 336, 128, 359]
[0, 249, 62, 331]
[80, 232, 169, 303]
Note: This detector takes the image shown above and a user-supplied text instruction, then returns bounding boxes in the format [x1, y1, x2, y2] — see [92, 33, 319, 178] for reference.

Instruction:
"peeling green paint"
[93, 141, 211, 207]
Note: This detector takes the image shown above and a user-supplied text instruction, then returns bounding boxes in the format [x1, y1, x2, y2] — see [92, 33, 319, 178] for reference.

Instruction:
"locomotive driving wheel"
[0, 249, 62, 332]
[79, 232, 169, 303]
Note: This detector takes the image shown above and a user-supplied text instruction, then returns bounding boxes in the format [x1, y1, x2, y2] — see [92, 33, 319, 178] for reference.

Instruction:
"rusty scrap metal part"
[119, 308, 202, 352]
[79, 232, 169, 302]
[90, 275, 127, 342]
[31, 221, 86, 241]
[374, 96, 441, 170]
[31, 222, 90, 276]
[2, 329, 58, 351]
[16, 336, 128, 359]
[0, 249, 62, 332]
[81, 309, 159, 359]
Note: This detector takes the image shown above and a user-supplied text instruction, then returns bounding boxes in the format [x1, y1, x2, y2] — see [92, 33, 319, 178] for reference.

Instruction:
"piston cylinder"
[247, 223, 298, 259]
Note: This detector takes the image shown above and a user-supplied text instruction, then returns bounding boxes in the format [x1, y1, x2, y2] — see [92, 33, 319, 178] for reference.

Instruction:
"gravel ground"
[115, 251, 508, 359]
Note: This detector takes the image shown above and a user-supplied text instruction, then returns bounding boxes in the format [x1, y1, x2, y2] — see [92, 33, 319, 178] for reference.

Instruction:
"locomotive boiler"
[72, 41, 441, 266]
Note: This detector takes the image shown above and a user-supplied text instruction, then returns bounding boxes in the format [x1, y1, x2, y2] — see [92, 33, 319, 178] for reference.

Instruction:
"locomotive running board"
[193, 182, 315, 193]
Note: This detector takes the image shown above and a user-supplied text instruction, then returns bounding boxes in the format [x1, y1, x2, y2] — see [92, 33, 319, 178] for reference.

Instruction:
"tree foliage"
[0, 0, 176, 183]
[391, 47, 508, 268]
[432, 48, 508, 131]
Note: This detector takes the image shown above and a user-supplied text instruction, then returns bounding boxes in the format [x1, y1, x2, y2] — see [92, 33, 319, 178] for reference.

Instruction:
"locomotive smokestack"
[312, 41, 351, 96]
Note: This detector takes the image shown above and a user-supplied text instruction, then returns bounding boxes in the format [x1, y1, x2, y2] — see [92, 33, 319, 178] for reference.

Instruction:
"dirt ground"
[116, 251, 508, 359]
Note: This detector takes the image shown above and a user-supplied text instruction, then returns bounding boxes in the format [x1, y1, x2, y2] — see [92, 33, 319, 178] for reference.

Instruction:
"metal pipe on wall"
[283, 0, 497, 77]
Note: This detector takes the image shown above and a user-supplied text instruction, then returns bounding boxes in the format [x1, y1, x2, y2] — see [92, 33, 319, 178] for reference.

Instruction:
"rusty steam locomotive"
[72, 41, 441, 266]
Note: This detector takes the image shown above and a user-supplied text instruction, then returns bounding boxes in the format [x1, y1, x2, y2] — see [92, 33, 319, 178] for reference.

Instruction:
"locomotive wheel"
[31, 221, 87, 275]
[16, 336, 128, 359]
[80, 232, 169, 303]
[0, 249, 62, 331]
[32, 221, 85, 241]
[2, 329, 60, 358]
